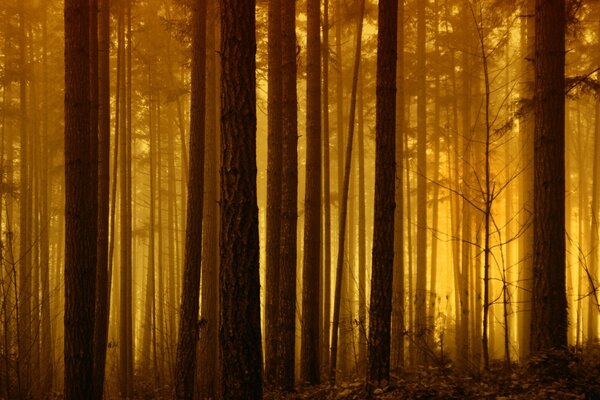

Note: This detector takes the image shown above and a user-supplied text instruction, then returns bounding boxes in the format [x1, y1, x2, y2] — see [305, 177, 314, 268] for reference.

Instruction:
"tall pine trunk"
[518, 0, 534, 361]
[415, 0, 428, 365]
[530, 0, 567, 354]
[219, 1, 263, 397]
[175, 0, 206, 397]
[329, 0, 365, 381]
[367, 0, 397, 387]
[93, 0, 111, 395]
[391, 0, 405, 372]
[321, 0, 332, 373]
[301, 0, 322, 384]
[197, 1, 219, 397]
[64, 0, 97, 396]
[277, 0, 298, 390]
[265, 0, 283, 383]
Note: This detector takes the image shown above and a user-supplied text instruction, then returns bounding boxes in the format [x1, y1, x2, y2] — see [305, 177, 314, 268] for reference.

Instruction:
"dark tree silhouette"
[301, 0, 322, 385]
[531, 0, 568, 353]
[175, 0, 206, 397]
[219, 0, 263, 398]
[63, 0, 97, 396]
[368, 0, 397, 388]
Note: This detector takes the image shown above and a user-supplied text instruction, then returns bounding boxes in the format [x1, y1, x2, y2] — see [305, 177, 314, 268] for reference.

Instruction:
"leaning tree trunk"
[219, 0, 263, 398]
[175, 0, 206, 397]
[321, 0, 332, 373]
[367, 0, 397, 388]
[92, 0, 111, 396]
[329, 0, 365, 381]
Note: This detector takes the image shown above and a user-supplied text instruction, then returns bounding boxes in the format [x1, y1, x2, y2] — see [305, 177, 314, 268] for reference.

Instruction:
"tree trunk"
[197, 1, 219, 397]
[118, 0, 134, 394]
[40, 6, 53, 394]
[357, 69, 367, 374]
[175, 0, 206, 397]
[459, 1, 473, 368]
[415, 0, 428, 366]
[367, 0, 397, 387]
[301, 0, 322, 384]
[518, 0, 534, 362]
[321, 0, 332, 373]
[265, 0, 283, 383]
[329, 0, 365, 381]
[391, 0, 405, 373]
[93, 0, 111, 395]
[219, 1, 263, 397]
[587, 20, 600, 345]
[530, 0, 567, 353]
[18, 4, 31, 395]
[276, 0, 298, 390]
[64, 0, 97, 396]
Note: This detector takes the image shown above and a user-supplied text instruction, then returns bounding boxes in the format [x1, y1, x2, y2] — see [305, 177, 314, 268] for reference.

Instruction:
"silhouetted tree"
[175, 0, 206, 397]
[219, 0, 263, 397]
[531, 0, 568, 353]
[368, 0, 397, 388]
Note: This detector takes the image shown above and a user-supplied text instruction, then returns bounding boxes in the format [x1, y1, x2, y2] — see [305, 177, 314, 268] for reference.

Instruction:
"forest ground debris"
[264, 345, 600, 400]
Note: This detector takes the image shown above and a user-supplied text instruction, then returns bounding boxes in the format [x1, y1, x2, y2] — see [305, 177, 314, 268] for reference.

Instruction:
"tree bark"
[415, 0, 428, 366]
[321, 0, 332, 373]
[175, 0, 206, 396]
[368, 0, 397, 387]
[391, 0, 405, 372]
[197, 1, 219, 397]
[530, 0, 567, 353]
[329, 0, 365, 381]
[518, 0, 534, 362]
[92, 0, 111, 395]
[219, 0, 263, 397]
[276, 0, 298, 390]
[64, 0, 97, 396]
[265, 0, 283, 383]
[301, 0, 322, 385]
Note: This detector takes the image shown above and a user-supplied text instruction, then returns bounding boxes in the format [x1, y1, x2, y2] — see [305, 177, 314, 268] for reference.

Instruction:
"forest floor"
[265, 346, 600, 400]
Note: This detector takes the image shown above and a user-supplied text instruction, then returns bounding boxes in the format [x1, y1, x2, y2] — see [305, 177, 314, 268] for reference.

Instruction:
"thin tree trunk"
[391, 0, 405, 373]
[329, 0, 365, 381]
[428, 0, 441, 352]
[118, 0, 133, 394]
[459, 1, 473, 369]
[357, 69, 367, 373]
[518, 0, 534, 362]
[93, 0, 111, 395]
[197, 1, 219, 397]
[18, 4, 31, 394]
[276, 0, 298, 390]
[301, 0, 322, 384]
[321, 0, 332, 373]
[265, 0, 283, 383]
[415, 0, 428, 366]
[174, 0, 206, 396]
[40, 6, 53, 393]
[587, 20, 600, 345]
